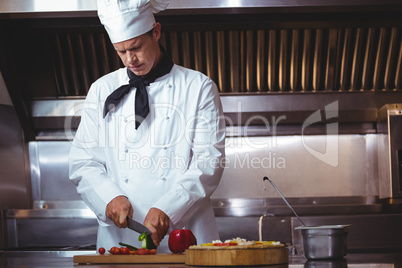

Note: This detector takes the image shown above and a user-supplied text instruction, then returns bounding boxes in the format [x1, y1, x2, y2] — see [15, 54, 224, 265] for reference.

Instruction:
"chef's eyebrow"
[115, 42, 142, 53]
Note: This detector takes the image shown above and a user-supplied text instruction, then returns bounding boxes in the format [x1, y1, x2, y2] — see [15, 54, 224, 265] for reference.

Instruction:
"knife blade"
[126, 216, 151, 235]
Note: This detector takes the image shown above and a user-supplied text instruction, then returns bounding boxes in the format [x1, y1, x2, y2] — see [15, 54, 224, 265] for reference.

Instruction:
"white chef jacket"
[69, 64, 225, 253]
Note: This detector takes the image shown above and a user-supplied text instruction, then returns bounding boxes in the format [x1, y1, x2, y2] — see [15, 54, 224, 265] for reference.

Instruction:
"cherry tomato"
[98, 247, 106, 255]
[136, 248, 146, 255]
[109, 246, 121, 255]
[120, 247, 130, 255]
[150, 249, 157, 254]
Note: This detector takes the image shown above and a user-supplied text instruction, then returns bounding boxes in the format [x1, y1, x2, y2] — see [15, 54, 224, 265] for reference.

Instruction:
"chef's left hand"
[144, 207, 169, 246]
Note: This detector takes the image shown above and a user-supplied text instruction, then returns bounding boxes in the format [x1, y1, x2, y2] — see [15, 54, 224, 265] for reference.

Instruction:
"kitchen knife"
[126, 216, 151, 235]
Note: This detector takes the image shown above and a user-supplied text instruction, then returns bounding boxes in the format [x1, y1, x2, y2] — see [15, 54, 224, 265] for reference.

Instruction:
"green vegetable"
[118, 242, 138, 251]
[138, 232, 157, 249]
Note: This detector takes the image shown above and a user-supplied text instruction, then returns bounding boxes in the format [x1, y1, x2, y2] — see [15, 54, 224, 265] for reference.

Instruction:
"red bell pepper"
[168, 229, 197, 253]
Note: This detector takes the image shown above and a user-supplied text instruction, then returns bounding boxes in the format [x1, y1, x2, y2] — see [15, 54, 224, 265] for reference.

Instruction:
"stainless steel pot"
[304, 259, 347, 268]
[263, 177, 352, 260]
[296, 225, 351, 260]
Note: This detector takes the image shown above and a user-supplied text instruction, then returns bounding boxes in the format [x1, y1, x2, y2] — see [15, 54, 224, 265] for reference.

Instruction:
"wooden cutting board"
[185, 246, 288, 266]
[73, 253, 185, 264]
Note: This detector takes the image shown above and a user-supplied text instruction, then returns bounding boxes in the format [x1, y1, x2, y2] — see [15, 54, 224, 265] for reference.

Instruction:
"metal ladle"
[263, 176, 307, 227]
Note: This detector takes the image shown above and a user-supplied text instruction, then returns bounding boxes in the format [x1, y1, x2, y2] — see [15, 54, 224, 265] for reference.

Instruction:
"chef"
[68, 0, 225, 253]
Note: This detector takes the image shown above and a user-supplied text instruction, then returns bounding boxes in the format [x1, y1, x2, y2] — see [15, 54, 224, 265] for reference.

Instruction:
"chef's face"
[113, 23, 162, 77]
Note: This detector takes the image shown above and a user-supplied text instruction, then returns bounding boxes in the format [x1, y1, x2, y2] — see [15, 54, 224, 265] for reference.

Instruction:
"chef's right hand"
[106, 195, 133, 228]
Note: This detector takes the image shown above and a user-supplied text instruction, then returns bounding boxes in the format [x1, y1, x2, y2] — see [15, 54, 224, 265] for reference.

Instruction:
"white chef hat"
[97, 0, 170, 43]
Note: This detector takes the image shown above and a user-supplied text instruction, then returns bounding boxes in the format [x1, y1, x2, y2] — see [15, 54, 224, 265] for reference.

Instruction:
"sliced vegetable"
[135, 248, 148, 255]
[138, 231, 157, 249]
[119, 242, 138, 251]
[130, 248, 157, 255]
[108, 244, 157, 255]
[213, 242, 237, 246]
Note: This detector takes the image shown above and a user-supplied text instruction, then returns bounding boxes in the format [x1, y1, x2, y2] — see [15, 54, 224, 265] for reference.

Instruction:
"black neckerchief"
[103, 46, 174, 129]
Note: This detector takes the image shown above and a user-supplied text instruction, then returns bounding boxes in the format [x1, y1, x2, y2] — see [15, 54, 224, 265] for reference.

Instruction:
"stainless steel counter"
[1, 250, 402, 268]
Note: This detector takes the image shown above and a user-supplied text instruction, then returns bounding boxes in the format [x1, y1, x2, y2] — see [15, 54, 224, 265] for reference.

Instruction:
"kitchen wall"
[28, 134, 377, 204]
[215, 134, 378, 199]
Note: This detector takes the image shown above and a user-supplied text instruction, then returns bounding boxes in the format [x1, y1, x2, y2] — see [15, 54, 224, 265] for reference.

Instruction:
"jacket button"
[124, 149, 128, 153]
[165, 116, 170, 120]
[160, 177, 166, 181]
[163, 146, 167, 150]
